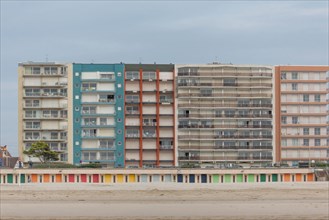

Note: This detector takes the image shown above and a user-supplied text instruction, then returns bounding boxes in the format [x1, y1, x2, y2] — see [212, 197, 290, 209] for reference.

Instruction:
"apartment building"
[18, 62, 69, 162]
[68, 64, 125, 167]
[124, 64, 176, 168]
[275, 66, 329, 165]
[176, 64, 274, 167]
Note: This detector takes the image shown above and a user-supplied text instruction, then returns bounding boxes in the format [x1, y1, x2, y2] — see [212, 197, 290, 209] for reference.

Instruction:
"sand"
[0, 182, 328, 220]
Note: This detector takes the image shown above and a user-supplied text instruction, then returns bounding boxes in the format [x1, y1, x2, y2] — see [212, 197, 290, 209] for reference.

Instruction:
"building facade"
[124, 64, 176, 168]
[176, 64, 274, 168]
[275, 66, 329, 165]
[18, 62, 69, 162]
[68, 64, 125, 167]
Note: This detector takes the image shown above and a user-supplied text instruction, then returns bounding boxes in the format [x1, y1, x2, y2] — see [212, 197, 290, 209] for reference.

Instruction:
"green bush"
[32, 163, 77, 169]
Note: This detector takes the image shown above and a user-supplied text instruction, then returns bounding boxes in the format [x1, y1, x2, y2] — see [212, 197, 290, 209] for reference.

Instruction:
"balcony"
[177, 71, 272, 78]
[178, 134, 273, 140]
[178, 103, 272, 108]
[177, 82, 272, 88]
[178, 124, 272, 129]
[177, 93, 271, 98]
[178, 113, 272, 119]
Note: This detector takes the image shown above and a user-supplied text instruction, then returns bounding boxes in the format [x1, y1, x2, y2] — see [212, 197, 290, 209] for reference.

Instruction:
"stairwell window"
[292, 116, 298, 124]
[292, 83, 298, 91]
[291, 72, 298, 80]
[315, 139, 321, 146]
[303, 94, 309, 102]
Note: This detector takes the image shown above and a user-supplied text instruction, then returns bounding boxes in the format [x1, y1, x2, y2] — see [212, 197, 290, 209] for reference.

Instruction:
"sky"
[1, 0, 328, 156]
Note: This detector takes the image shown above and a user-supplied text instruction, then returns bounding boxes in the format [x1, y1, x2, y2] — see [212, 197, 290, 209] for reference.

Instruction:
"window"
[82, 83, 97, 91]
[100, 152, 114, 161]
[82, 152, 97, 161]
[224, 110, 235, 117]
[25, 110, 37, 118]
[99, 140, 114, 148]
[314, 128, 320, 135]
[281, 116, 287, 124]
[292, 116, 298, 124]
[142, 72, 156, 80]
[281, 72, 286, 79]
[51, 132, 58, 140]
[82, 106, 96, 114]
[100, 118, 107, 125]
[25, 132, 40, 140]
[292, 139, 299, 146]
[126, 71, 139, 80]
[99, 94, 114, 102]
[223, 78, 236, 86]
[303, 139, 309, 146]
[82, 129, 97, 137]
[126, 129, 139, 137]
[303, 94, 309, 102]
[291, 72, 298, 80]
[314, 94, 321, 102]
[60, 143, 67, 151]
[315, 139, 321, 146]
[44, 67, 58, 75]
[25, 100, 40, 107]
[126, 106, 139, 114]
[126, 95, 139, 103]
[143, 118, 156, 126]
[143, 129, 156, 137]
[83, 118, 96, 126]
[32, 67, 41, 75]
[100, 73, 114, 79]
[160, 95, 172, 103]
[159, 139, 173, 149]
[292, 83, 298, 91]
[200, 88, 212, 97]
[25, 88, 40, 96]
[303, 128, 309, 135]
[25, 121, 40, 129]
[281, 139, 287, 147]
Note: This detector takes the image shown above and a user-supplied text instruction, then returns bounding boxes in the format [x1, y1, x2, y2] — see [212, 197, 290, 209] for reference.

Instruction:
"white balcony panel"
[143, 106, 156, 115]
[159, 72, 173, 80]
[24, 78, 41, 86]
[97, 106, 115, 114]
[81, 140, 98, 149]
[159, 152, 173, 161]
[98, 128, 114, 136]
[159, 117, 173, 126]
[81, 72, 98, 79]
[126, 118, 140, 126]
[143, 140, 157, 149]
[159, 106, 173, 115]
[82, 94, 98, 102]
[98, 83, 114, 91]
[159, 128, 173, 138]
[143, 151, 156, 160]
[142, 94, 156, 103]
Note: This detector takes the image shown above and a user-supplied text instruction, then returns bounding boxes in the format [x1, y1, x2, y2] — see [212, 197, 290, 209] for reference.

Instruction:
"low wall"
[0, 168, 318, 184]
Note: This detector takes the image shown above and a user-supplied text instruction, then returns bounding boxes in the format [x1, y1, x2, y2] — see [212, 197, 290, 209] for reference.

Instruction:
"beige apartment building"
[176, 64, 274, 168]
[275, 66, 329, 165]
[124, 64, 176, 168]
[18, 62, 68, 162]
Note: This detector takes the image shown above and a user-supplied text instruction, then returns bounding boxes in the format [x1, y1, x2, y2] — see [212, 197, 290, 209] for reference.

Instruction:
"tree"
[23, 141, 59, 163]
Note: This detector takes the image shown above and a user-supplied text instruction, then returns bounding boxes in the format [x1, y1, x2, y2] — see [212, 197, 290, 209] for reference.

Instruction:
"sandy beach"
[1, 182, 328, 220]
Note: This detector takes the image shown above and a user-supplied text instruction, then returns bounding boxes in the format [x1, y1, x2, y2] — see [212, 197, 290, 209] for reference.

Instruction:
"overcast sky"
[1, 1, 328, 156]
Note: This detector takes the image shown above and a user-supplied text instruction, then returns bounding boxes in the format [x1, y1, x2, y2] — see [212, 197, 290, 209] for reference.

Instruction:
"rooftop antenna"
[139, 57, 142, 64]
[46, 54, 48, 62]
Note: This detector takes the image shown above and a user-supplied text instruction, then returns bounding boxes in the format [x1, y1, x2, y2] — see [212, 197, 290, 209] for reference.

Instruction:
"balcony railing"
[178, 103, 272, 108]
[178, 114, 272, 118]
[178, 135, 273, 139]
[177, 93, 271, 98]
[178, 155, 273, 161]
[178, 124, 272, 129]
[177, 72, 272, 77]
[177, 82, 272, 88]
